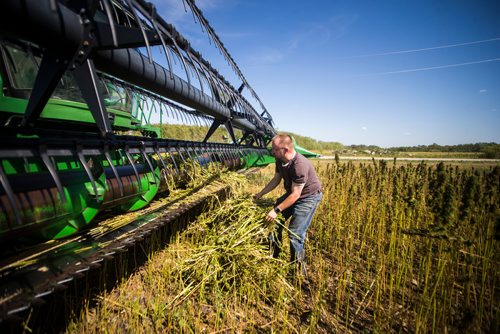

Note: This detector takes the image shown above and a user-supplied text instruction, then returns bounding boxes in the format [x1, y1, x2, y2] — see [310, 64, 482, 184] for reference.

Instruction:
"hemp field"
[68, 160, 499, 333]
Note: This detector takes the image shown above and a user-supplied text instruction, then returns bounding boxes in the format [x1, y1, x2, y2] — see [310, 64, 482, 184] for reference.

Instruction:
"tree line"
[156, 124, 500, 159]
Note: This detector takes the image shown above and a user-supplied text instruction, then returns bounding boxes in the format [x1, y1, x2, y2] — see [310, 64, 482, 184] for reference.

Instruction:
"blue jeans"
[270, 192, 323, 264]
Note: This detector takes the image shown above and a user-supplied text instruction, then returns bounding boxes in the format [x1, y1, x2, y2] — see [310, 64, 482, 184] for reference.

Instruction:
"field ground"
[67, 160, 499, 333]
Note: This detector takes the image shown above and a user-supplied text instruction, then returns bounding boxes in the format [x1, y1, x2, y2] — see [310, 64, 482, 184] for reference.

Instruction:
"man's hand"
[265, 208, 278, 222]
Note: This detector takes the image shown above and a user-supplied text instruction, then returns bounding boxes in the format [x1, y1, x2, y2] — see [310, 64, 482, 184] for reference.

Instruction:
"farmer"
[254, 133, 322, 276]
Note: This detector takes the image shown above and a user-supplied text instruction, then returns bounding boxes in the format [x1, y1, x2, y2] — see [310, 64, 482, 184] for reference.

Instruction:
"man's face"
[271, 141, 287, 159]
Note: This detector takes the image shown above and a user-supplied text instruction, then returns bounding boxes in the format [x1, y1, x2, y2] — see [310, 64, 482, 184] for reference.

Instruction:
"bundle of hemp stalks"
[69, 171, 301, 333]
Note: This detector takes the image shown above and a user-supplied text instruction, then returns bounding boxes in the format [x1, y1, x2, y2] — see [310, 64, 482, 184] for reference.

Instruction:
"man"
[254, 134, 322, 275]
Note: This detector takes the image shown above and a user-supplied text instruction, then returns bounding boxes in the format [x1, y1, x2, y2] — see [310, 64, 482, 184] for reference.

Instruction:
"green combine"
[0, 0, 287, 241]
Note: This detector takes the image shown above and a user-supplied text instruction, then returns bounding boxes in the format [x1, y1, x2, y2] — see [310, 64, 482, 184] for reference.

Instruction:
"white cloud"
[249, 48, 284, 64]
[479, 89, 487, 93]
[361, 126, 367, 131]
[288, 14, 357, 51]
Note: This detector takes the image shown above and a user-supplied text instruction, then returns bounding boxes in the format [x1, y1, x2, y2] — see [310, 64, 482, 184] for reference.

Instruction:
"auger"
[0, 0, 279, 240]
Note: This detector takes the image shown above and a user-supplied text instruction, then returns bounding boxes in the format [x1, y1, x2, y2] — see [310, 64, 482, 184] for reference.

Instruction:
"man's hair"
[272, 133, 294, 149]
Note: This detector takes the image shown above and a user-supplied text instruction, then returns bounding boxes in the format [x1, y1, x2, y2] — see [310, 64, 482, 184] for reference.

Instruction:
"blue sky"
[156, 0, 500, 147]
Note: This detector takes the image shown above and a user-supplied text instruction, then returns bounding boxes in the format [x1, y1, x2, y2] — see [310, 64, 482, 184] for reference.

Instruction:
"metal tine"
[195, 143, 203, 163]
[228, 146, 236, 165]
[168, 105, 176, 122]
[186, 111, 195, 126]
[153, 145, 167, 171]
[186, 51, 205, 95]
[140, 145, 159, 183]
[221, 145, 228, 165]
[198, 115, 206, 128]
[159, 103, 166, 132]
[148, 99, 157, 125]
[39, 144, 66, 203]
[216, 144, 224, 165]
[163, 29, 192, 89]
[229, 146, 236, 163]
[240, 147, 246, 159]
[193, 114, 201, 127]
[164, 103, 173, 122]
[191, 111, 199, 126]
[169, 45, 180, 66]
[123, 85, 134, 115]
[236, 147, 244, 165]
[148, 3, 174, 80]
[187, 144, 197, 169]
[111, 0, 122, 26]
[199, 114, 206, 128]
[202, 144, 213, 164]
[102, 0, 119, 47]
[175, 145, 186, 164]
[218, 144, 225, 164]
[178, 109, 186, 124]
[0, 164, 21, 227]
[192, 6, 209, 38]
[213, 145, 221, 165]
[126, 0, 153, 64]
[193, 112, 202, 127]
[184, 144, 196, 169]
[181, 110, 189, 125]
[236, 148, 243, 167]
[104, 144, 123, 197]
[205, 144, 214, 165]
[198, 144, 205, 163]
[186, 0, 198, 24]
[201, 62, 219, 94]
[210, 144, 217, 164]
[203, 116, 211, 129]
[185, 110, 193, 126]
[171, 104, 180, 122]
[184, 110, 192, 125]
[228, 146, 235, 168]
[183, 142, 193, 160]
[225, 146, 233, 167]
[76, 145, 99, 201]
[124, 146, 142, 191]
[167, 144, 180, 175]
[139, 95, 149, 124]
[144, 95, 153, 124]
[173, 108, 180, 122]
[181, 0, 188, 12]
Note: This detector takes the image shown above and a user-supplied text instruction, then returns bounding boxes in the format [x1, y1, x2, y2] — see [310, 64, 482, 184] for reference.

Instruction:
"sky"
[155, 0, 500, 147]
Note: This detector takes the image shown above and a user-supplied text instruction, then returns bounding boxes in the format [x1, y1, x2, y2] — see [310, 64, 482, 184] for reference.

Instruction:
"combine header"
[0, 0, 278, 241]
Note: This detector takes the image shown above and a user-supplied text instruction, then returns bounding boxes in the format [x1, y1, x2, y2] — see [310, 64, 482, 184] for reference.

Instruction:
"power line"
[351, 37, 500, 58]
[364, 57, 500, 76]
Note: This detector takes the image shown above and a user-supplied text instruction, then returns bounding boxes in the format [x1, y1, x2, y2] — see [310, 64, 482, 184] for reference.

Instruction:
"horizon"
[287, 131, 499, 149]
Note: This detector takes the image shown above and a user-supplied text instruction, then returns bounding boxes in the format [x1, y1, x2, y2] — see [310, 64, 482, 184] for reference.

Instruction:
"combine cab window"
[103, 83, 132, 113]
[3, 46, 38, 91]
[2, 44, 84, 103]
[2, 44, 132, 113]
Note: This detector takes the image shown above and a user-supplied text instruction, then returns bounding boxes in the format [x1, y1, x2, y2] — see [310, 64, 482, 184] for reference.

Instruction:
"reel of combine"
[0, 0, 277, 240]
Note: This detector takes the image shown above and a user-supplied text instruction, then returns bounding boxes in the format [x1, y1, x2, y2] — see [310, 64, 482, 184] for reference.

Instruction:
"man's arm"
[264, 182, 305, 222]
[254, 173, 282, 199]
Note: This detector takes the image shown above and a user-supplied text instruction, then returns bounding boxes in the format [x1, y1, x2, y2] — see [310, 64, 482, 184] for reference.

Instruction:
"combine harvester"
[0, 0, 277, 328]
[0, 0, 280, 241]
[0, 0, 318, 330]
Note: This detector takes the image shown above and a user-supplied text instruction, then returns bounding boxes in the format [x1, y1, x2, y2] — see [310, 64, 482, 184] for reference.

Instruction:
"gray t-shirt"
[275, 152, 322, 199]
